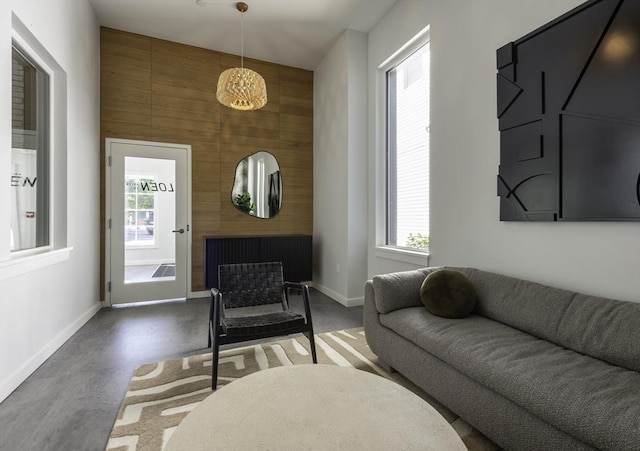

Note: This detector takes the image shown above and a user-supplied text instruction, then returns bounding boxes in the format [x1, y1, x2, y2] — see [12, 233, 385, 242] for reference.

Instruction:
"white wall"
[313, 29, 368, 306]
[367, 0, 640, 303]
[345, 30, 368, 301]
[0, 0, 100, 401]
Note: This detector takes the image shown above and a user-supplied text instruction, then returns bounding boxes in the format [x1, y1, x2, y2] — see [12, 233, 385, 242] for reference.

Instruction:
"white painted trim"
[312, 283, 364, 307]
[374, 246, 430, 266]
[105, 141, 112, 303]
[104, 138, 192, 305]
[189, 285, 365, 306]
[379, 25, 431, 69]
[0, 301, 101, 402]
[189, 290, 208, 299]
[125, 259, 173, 267]
[186, 146, 193, 304]
[0, 247, 72, 280]
[6, 14, 68, 261]
[374, 25, 431, 253]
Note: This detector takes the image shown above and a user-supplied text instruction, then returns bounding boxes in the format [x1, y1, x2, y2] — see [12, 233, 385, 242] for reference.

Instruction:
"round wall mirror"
[231, 151, 282, 219]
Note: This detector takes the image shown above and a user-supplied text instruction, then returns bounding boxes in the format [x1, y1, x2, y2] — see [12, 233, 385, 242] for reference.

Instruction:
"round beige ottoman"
[165, 364, 467, 451]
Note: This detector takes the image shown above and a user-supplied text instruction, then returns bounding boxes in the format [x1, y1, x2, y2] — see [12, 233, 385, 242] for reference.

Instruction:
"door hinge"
[108, 219, 112, 229]
[108, 155, 112, 166]
[108, 281, 111, 292]
[187, 224, 190, 232]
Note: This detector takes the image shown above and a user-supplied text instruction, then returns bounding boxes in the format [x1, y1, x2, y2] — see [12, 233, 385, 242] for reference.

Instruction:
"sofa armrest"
[371, 267, 436, 314]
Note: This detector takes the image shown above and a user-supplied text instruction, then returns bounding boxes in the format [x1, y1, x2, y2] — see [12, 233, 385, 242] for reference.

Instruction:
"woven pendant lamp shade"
[216, 67, 267, 111]
[216, 2, 267, 111]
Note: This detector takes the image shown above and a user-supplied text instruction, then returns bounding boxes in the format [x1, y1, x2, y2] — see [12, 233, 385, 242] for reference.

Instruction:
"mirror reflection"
[231, 151, 282, 219]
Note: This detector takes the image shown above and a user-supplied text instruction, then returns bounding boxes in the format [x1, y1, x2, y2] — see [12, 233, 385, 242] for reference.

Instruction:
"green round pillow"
[420, 269, 477, 318]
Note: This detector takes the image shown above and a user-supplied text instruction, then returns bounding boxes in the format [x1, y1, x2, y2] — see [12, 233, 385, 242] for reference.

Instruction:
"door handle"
[172, 228, 185, 234]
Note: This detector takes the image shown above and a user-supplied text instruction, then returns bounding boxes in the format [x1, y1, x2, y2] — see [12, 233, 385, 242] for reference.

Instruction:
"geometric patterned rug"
[105, 327, 499, 451]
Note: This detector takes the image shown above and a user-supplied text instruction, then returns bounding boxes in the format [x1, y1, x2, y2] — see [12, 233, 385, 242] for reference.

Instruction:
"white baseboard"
[188, 286, 364, 307]
[188, 290, 209, 299]
[312, 283, 364, 307]
[0, 302, 102, 403]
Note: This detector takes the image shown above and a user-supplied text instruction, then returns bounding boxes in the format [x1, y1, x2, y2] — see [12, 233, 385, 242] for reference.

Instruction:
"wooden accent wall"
[100, 28, 313, 296]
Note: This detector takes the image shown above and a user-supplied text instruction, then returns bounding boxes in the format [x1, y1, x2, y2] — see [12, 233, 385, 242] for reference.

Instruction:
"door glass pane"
[124, 157, 176, 284]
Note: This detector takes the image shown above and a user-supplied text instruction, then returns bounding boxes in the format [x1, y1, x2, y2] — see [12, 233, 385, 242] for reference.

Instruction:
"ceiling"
[88, 0, 398, 70]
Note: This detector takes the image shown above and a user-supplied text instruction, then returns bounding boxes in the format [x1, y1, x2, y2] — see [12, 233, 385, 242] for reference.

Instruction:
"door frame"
[104, 137, 192, 306]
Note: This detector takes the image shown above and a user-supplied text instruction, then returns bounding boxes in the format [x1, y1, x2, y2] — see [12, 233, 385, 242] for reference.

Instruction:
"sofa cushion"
[450, 267, 640, 372]
[420, 269, 476, 318]
[449, 268, 574, 344]
[372, 268, 435, 314]
[380, 308, 640, 451]
[556, 293, 640, 372]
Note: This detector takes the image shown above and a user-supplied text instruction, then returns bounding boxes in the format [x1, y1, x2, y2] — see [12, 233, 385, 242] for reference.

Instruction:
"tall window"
[125, 176, 156, 246]
[386, 38, 430, 251]
[11, 46, 50, 252]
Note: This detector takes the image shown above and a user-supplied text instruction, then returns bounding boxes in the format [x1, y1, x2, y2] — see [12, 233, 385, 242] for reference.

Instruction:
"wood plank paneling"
[100, 28, 313, 296]
[102, 28, 150, 49]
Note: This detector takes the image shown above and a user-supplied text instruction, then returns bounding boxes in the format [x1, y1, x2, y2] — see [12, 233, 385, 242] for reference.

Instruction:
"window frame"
[375, 26, 431, 263]
[124, 174, 158, 249]
[11, 44, 51, 254]
[1, 13, 69, 279]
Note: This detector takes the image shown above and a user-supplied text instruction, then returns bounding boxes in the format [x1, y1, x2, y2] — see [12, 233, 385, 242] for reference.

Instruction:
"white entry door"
[106, 138, 191, 305]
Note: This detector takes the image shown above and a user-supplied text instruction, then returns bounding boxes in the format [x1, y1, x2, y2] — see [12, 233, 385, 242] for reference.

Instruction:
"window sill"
[0, 247, 73, 281]
[125, 243, 158, 250]
[375, 246, 430, 266]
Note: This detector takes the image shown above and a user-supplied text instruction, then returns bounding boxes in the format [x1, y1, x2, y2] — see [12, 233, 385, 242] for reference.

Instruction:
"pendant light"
[216, 2, 267, 111]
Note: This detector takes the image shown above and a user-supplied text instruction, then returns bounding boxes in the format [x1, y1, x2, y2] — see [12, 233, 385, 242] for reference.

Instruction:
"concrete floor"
[0, 289, 363, 451]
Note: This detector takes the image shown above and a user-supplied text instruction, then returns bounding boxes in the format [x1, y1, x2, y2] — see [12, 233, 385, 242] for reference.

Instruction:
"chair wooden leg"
[211, 323, 220, 390]
[307, 330, 318, 364]
[207, 297, 214, 348]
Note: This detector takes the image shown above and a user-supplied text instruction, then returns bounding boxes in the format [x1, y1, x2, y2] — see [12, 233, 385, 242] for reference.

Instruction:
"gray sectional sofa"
[363, 267, 640, 451]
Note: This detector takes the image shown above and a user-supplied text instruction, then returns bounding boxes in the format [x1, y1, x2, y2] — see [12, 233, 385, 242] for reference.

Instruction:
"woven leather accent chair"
[209, 262, 317, 389]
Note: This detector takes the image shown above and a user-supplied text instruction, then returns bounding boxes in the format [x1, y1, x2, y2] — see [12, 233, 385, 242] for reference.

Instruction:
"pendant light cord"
[240, 9, 244, 69]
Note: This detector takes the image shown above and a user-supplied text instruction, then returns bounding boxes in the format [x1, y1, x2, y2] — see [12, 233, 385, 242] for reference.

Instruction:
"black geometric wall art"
[496, 0, 640, 221]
